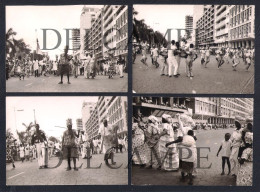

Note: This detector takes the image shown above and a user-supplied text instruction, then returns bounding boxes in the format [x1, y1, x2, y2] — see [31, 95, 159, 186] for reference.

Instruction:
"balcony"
[216, 28, 228, 37]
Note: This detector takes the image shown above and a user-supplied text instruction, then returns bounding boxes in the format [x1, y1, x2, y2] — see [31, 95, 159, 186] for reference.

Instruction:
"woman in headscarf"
[159, 114, 179, 171]
[236, 122, 253, 186]
[145, 115, 162, 169]
[132, 121, 148, 168]
[230, 118, 243, 177]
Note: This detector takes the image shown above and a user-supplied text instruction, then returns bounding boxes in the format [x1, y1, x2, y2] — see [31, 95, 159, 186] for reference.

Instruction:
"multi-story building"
[86, 9, 104, 60]
[84, 104, 99, 140]
[185, 15, 193, 38]
[195, 5, 215, 47]
[115, 5, 128, 63]
[81, 101, 96, 140]
[192, 5, 205, 43]
[187, 98, 253, 124]
[76, 118, 83, 130]
[71, 29, 81, 51]
[228, 5, 255, 48]
[194, 5, 255, 48]
[107, 96, 128, 138]
[80, 6, 100, 56]
[133, 97, 253, 125]
[214, 5, 229, 47]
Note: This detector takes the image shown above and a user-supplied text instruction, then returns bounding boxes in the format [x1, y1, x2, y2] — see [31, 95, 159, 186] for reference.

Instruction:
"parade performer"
[230, 119, 243, 177]
[159, 114, 179, 171]
[151, 45, 159, 68]
[166, 129, 197, 185]
[216, 133, 232, 175]
[58, 45, 71, 84]
[185, 44, 197, 78]
[232, 49, 240, 71]
[205, 46, 211, 67]
[132, 114, 148, 168]
[6, 135, 16, 168]
[167, 40, 177, 78]
[98, 119, 118, 165]
[159, 44, 168, 76]
[62, 118, 80, 171]
[89, 54, 96, 79]
[244, 49, 252, 71]
[31, 124, 48, 169]
[117, 55, 125, 78]
[141, 47, 148, 66]
[236, 131, 253, 186]
[200, 48, 206, 66]
[145, 115, 163, 169]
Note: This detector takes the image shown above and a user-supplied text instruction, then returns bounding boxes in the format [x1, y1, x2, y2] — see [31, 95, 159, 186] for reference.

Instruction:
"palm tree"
[22, 122, 34, 144]
[6, 28, 17, 58]
[6, 28, 31, 59]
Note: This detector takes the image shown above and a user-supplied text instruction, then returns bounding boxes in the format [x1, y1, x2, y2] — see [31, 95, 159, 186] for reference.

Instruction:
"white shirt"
[220, 140, 232, 157]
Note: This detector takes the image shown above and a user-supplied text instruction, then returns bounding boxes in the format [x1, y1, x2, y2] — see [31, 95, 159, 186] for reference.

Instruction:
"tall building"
[115, 5, 128, 61]
[80, 6, 100, 55]
[71, 29, 80, 51]
[195, 5, 215, 47]
[228, 5, 255, 48]
[97, 96, 113, 125]
[84, 104, 99, 140]
[192, 5, 206, 43]
[194, 5, 255, 48]
[214, 5, 229, 47]
[107, 96, 128, 137]
[81, 101, 96, 139]
[86, 9, 104, 60]
[185, 15, 193, 37]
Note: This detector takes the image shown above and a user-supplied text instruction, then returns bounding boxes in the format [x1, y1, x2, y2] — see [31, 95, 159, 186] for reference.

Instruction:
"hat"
[66, 118, 72, 126]
[162, 114, 171, 120]
[180, 114, 195, 127]
[148, 115, 158, 123]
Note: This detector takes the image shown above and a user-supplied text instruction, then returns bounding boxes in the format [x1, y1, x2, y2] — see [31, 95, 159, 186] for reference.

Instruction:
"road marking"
[192, 90, 196, 94]
[214, 143, 218, 145]
[8, 172, 24, 179]
[25, 83, 32, 87]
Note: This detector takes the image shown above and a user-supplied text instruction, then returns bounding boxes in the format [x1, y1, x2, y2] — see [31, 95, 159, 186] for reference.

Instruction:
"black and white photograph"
[6, 96, 128, 185]
[132, 97, 253, 186]
[5, 5, 128, 92]
[132, 5, 255, 94]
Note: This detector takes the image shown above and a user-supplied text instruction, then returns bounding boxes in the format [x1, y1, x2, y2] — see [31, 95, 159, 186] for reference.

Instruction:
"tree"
[16, 122, 34, 145]
[6, 28, 31, 60]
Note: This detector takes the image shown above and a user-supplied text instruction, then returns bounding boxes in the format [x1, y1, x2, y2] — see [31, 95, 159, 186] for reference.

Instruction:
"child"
[166, 130, 196, 185]
[216, 133, 232, 175]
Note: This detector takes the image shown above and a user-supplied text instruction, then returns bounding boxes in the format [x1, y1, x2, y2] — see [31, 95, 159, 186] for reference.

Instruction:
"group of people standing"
[216, 118, 253, 186]
[132, 112, 197, 185]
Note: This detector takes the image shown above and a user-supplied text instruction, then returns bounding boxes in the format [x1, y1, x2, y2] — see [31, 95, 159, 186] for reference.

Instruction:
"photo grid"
[3, 2, 256, 190]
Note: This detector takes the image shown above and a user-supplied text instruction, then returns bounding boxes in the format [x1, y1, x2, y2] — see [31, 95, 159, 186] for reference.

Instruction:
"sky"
[6, 5, 103, 60]
[134, 5, 194, 41]
[6, 97, 98, 140]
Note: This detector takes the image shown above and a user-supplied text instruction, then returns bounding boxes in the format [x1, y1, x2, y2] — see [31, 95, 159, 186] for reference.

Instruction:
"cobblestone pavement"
[6, 152, 128, 185]
[133, 54, 254, 94]
[132, 128, 237, 186]
[6, 73, 128, 92]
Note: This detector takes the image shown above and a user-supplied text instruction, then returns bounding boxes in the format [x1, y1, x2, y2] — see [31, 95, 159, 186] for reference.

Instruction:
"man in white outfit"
[168, 40, 176, 77]
[31, 124, 48, 169]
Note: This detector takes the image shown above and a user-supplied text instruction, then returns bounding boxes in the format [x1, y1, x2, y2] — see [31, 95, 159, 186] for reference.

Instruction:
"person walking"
[117, 55, 125, 78]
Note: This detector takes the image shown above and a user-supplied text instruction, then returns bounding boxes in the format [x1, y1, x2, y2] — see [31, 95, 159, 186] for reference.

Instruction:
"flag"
[36, 38, 43, 55]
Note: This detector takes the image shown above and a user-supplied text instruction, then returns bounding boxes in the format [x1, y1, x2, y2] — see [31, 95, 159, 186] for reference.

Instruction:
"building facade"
[194, 5, 255, 48]
[185, 15, 193, 38]
[187, 98, 253, 124]
[81, 101, 96, 140]
[71, 29, 81, 51]
[214, 5, 229, 47]
[80, 6, 100, 56]
[228, 5, 255, 48]
[84, 104, 99, 140]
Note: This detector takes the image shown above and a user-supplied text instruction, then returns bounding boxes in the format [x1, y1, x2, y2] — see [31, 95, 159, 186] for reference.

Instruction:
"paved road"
[132, 128, 237, 186]
[133, 54, 254, 94]
[6, 73, 128, 92]
[6, 152, 128, 185]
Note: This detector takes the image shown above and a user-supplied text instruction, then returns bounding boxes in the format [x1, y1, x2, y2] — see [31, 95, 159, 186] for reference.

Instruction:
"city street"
[6, 73, 128, 92]
[6, 152, 128, 185]
[132, 128, 237, 186]
[133, 54, 254, 94]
